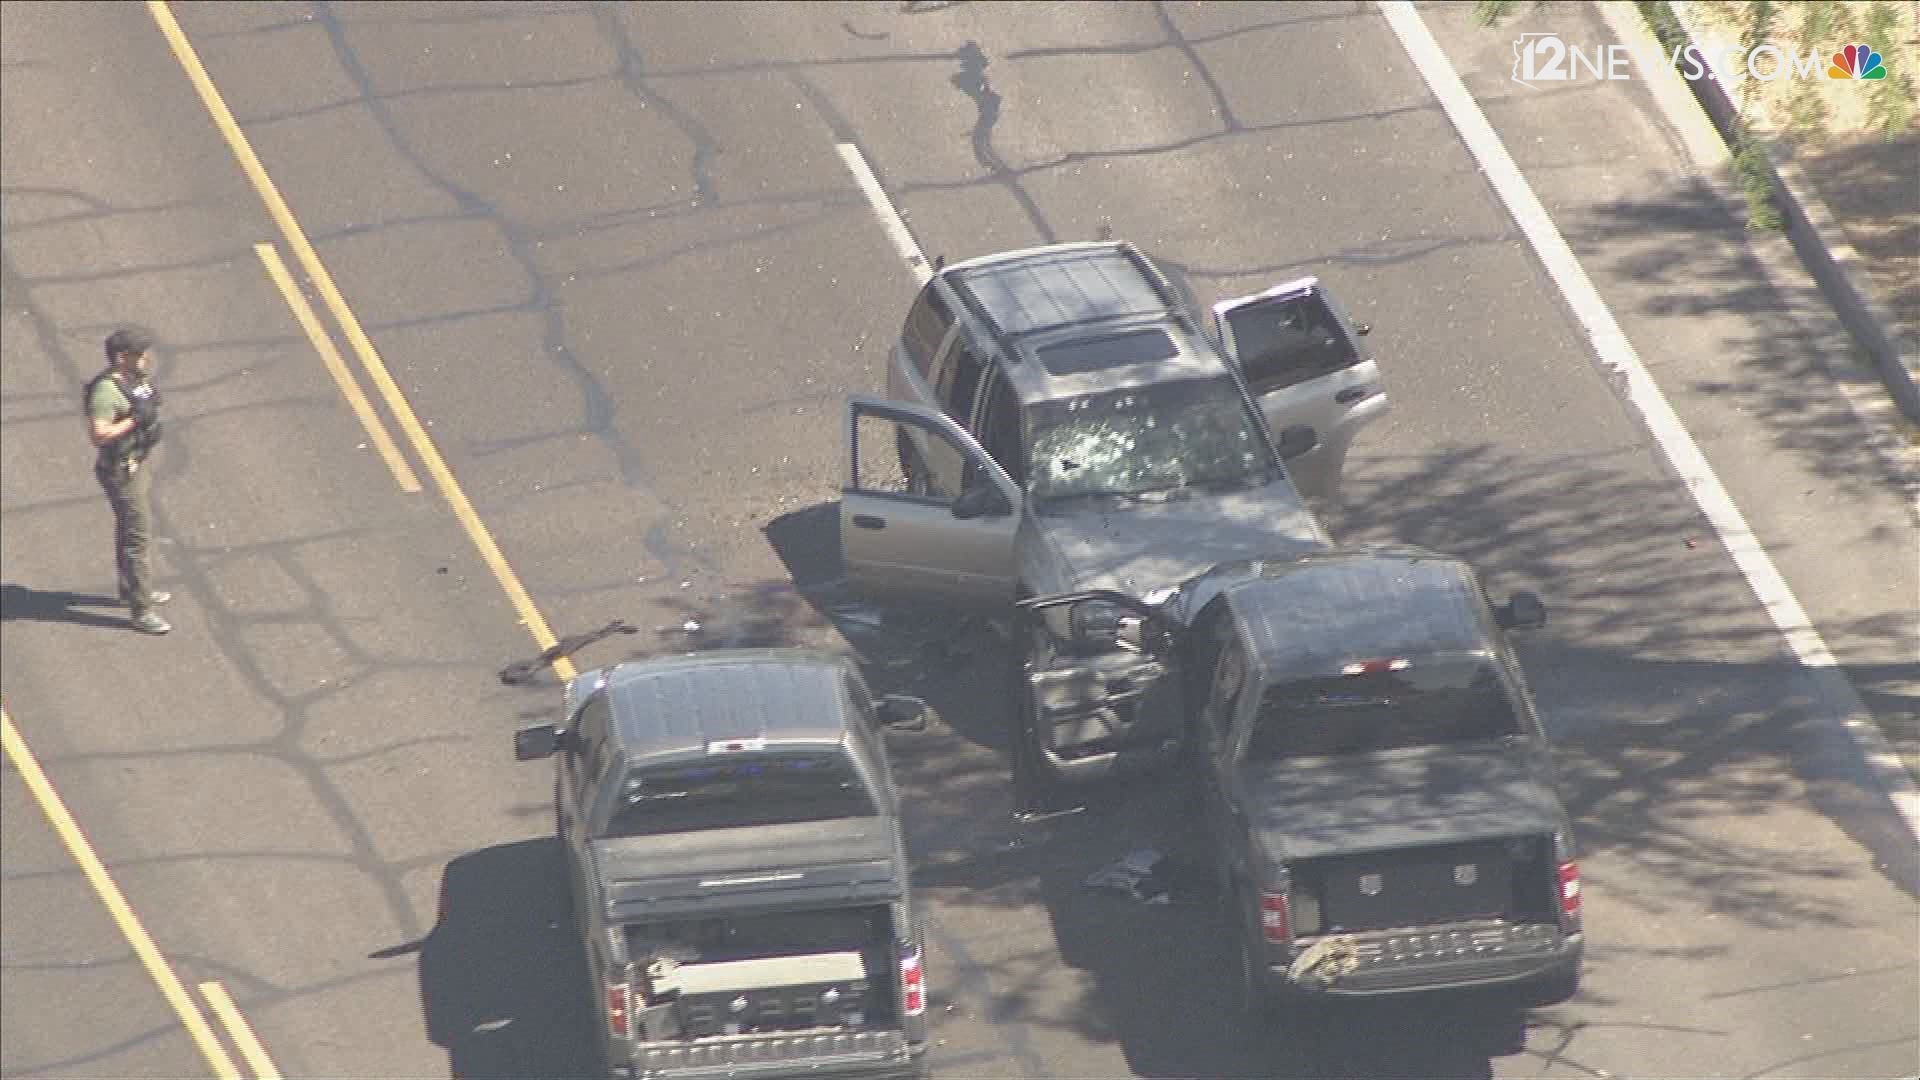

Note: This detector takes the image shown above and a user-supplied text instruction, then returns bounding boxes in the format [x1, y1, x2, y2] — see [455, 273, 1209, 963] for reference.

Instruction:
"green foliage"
[1796, 0, 1848, 44]
[1861, 3, 1916, 137]
[1783, 82, 1830, 142]
[1862, 1, 1901, 52]
[1730, 121, 1784, 231]
[1636, 0, 1689, 54]
[1739, 0, 1776, 55]
[1473, 0, 1522, 27]
[1866, 71, 1917, 136]
[1738, 0, 1776, 107]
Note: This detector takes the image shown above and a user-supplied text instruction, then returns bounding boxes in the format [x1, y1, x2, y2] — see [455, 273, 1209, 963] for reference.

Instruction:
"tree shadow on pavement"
[1794, 130, 1920, 340]
[1569, 174, 1917, 508]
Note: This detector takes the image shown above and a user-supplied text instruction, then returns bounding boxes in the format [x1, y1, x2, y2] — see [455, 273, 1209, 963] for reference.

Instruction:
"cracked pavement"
[3, 2, 1914, 1078]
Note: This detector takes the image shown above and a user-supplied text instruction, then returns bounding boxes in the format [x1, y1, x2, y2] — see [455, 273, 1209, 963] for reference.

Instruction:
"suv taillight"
[1557, 860, 1582, 924]
[1260, 890, 1291, 944]
[606, 982, 632, 1038]
[900, 946, 926, 1016]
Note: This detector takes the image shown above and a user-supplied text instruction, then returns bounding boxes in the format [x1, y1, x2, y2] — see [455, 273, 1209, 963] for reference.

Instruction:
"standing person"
[86, 328, 170, 635]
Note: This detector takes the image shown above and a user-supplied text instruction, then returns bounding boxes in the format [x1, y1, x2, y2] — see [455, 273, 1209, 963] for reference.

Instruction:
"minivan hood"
[1038, 486, 1329, 599]
[1243, 745, 1565, 862]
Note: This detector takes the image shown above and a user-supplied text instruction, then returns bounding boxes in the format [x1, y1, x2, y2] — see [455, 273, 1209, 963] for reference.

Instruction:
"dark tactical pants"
[96, 455, 155, 612]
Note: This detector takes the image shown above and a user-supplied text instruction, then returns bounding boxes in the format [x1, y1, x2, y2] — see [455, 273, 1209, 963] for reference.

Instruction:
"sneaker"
[120, 590, 172, 607]
[131, 611, 172, 635]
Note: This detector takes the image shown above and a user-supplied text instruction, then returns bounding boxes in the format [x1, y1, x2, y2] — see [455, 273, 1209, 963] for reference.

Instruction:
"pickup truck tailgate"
[632, 1030, 910, 1077]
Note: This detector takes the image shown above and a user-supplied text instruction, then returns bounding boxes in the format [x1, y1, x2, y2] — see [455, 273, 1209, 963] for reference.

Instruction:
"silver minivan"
[840, 242, 1388, 616]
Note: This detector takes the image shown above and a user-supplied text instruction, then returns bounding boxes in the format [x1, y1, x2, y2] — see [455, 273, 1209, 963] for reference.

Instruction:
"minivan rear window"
[604, 753, 878, 838]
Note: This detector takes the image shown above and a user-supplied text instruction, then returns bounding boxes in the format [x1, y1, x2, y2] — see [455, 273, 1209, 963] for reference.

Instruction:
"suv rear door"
[1212, 277, 1385, 498]
[842, 396, 1022, 610]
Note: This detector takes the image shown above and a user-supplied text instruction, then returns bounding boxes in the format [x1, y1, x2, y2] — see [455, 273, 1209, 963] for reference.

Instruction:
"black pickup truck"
[1021, 549, 1584, 1008]
[514, 649, 935, 1080]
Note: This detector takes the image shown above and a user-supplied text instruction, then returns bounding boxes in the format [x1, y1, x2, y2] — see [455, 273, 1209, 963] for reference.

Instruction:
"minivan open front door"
[1212, 277, 1386, 498]
[841, 395, 1022, 611]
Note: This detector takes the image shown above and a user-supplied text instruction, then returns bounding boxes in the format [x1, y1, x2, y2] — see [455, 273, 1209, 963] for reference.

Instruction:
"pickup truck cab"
[1055, 550, 1583, 1008]
[514, 650, 934, 1080]
[841, 241, 1387, 782]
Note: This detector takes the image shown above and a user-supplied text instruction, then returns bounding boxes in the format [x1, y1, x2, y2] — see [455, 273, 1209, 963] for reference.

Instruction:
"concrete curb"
[1662, 0, 1920, 430]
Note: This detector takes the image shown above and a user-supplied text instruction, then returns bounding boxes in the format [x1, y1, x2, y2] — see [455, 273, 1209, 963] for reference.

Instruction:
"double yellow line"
[2, 706, 275, 1080]
[143, 0, 573, 680]
[3, 7, 590, 1079]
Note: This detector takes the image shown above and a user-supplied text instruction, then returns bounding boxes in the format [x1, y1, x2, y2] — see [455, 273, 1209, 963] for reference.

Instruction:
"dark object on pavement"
[499, 619, 641, 685]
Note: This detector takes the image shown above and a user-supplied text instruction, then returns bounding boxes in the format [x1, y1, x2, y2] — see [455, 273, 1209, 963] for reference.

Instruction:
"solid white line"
[1377, 1, 1919, 842]
[836, 143, 934, 287]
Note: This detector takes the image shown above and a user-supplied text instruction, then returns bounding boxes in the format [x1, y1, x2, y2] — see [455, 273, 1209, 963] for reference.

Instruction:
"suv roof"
[948, 243, 1174, 339]
[1223, 551, 1498, 681]
[600, 649, 858, 761]
[944, 242, 1237, 406]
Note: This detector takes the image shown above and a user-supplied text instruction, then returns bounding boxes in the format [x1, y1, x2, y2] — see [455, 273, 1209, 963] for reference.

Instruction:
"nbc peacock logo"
[1827, 43, 1888, 80]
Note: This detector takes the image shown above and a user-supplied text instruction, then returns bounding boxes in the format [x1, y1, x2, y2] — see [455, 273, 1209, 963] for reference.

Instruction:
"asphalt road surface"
[3, 3, 1915, 1079]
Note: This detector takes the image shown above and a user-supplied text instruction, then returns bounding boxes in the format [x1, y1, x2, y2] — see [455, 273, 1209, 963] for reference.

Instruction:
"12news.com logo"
[1512, 32, 1889, 87]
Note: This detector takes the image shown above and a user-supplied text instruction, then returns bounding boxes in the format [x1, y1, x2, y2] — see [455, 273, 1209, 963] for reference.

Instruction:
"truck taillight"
[1557, 860, 1582, 921]
[1260, 890, 1291, 944]
[606, 982, 632, 1038]
[900, 946, 926, 1016]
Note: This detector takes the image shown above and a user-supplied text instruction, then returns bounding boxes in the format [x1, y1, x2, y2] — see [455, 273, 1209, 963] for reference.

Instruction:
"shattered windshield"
[1245, 658, 1522, 762]
[1025, 377, 1276, 504]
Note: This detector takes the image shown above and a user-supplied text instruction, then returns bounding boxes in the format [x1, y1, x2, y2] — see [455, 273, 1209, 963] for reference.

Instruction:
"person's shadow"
[0, 583, 130, 628]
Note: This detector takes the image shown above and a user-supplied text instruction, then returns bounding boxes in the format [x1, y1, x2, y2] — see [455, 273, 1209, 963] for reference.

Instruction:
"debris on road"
[1082, 849, 1174, 905]
[498, 619, 641, 685]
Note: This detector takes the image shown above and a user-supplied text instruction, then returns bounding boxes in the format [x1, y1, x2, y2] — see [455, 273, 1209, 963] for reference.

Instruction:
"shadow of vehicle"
[413, 839, 600, 1080]
[763, 501, 1009, 737]
[0, 582, 134, 628]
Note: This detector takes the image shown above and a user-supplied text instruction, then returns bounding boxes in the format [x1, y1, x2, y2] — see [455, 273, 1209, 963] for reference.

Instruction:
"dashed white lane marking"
[836, 143, 934, 287]
[1377, 1, 1919, 843]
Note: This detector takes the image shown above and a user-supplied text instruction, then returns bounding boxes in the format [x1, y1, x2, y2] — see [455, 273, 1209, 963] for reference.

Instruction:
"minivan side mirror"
[1496, 591, 1547, 631]
[876, 694, 931, 732]
[515, 724, 566, 761]
[951, 484, 1011, 520]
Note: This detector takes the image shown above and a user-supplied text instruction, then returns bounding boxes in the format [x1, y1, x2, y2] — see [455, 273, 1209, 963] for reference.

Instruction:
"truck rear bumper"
[1269, 924, 1582, 998]
[616, 1039, 925, 1080]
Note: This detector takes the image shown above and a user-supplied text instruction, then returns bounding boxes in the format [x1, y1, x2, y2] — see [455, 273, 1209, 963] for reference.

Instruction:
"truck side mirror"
[951, 484, 1010, 520]
[515, 724, 565, 761]
[876, 694, 931, 732]
[1496, 591, 1547, 631]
